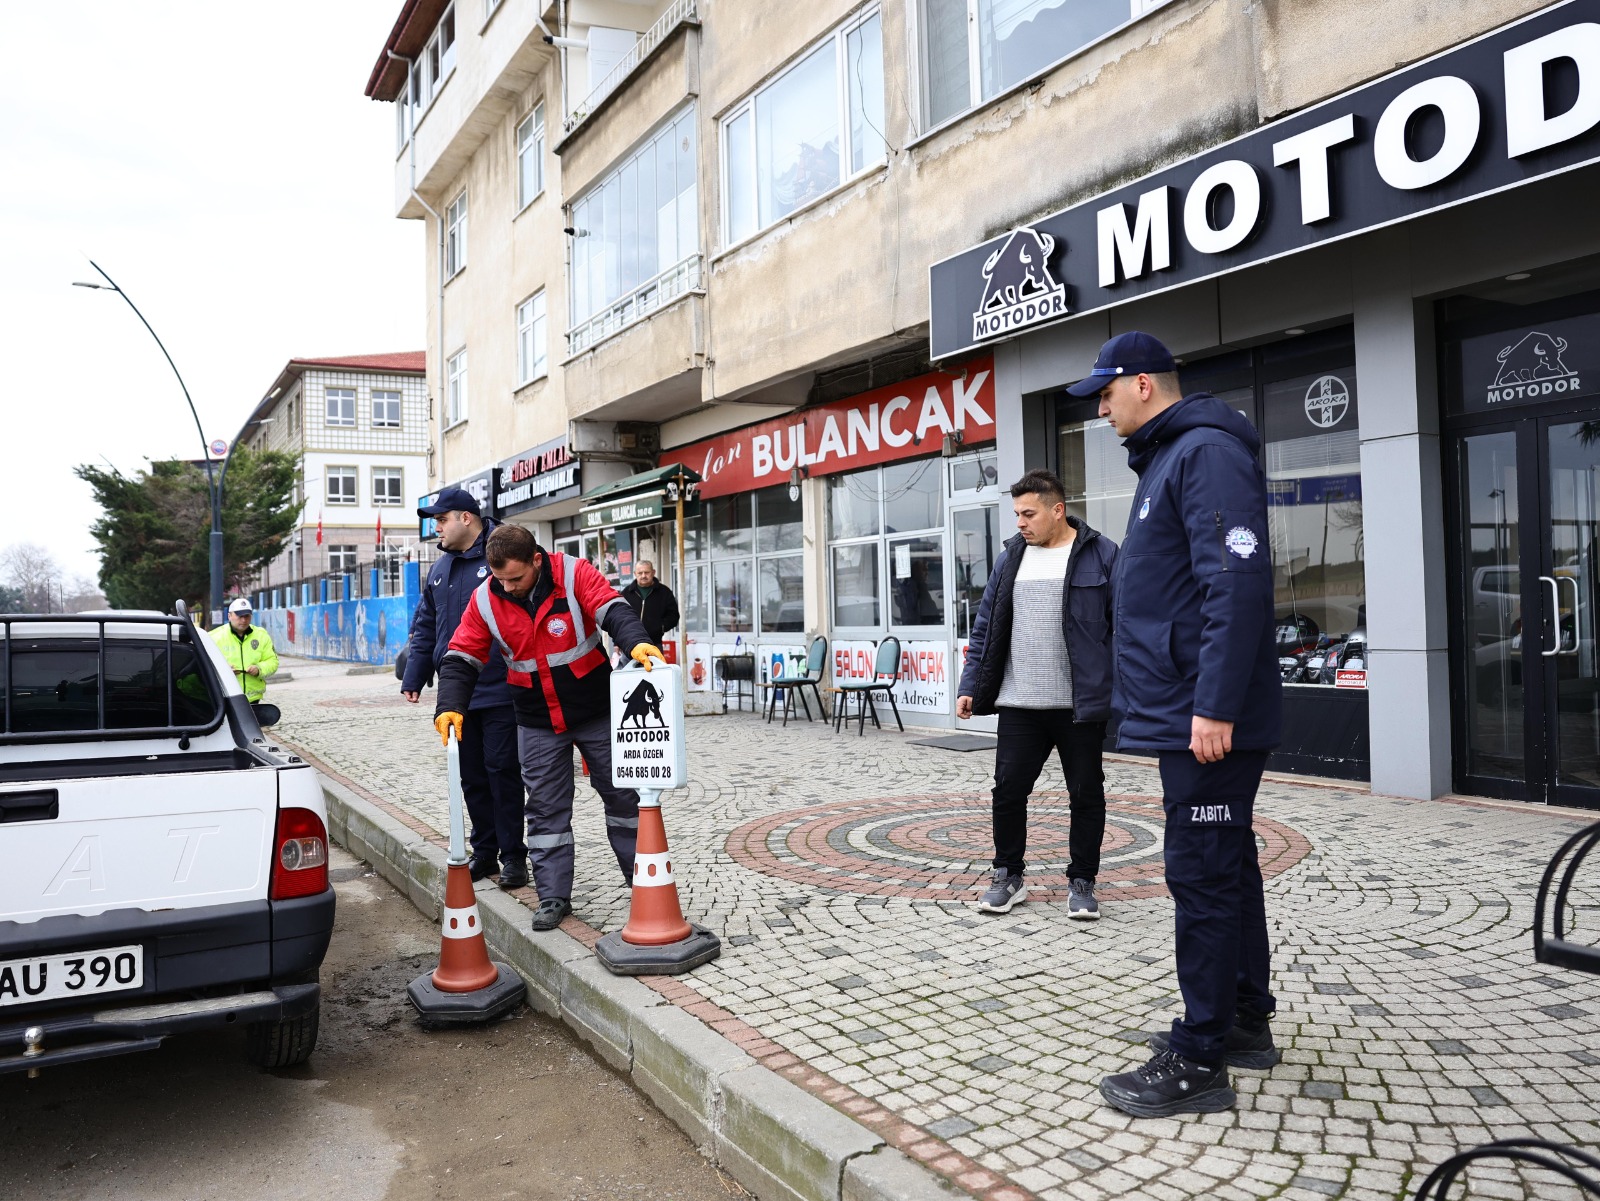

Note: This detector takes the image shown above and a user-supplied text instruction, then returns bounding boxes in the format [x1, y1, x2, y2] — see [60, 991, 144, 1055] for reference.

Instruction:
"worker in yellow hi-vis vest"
[211, 598, 279, 712]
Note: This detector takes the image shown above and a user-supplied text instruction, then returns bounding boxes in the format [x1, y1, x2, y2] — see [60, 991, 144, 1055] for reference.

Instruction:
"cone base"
[594, 925, 722, 976]
[407, 962, 527, 1028]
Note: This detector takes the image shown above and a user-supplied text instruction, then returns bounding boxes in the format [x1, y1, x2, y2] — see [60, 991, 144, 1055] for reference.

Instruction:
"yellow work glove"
[630, 643, 666, 672]
[434, 711, 464, 746]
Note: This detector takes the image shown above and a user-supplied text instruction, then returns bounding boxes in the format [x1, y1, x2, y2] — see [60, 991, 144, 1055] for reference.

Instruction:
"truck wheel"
[246, 1004, 320, 1068]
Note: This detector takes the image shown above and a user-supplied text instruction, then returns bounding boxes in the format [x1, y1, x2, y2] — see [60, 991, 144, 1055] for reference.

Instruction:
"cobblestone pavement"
[270, 659, 1600, 1201]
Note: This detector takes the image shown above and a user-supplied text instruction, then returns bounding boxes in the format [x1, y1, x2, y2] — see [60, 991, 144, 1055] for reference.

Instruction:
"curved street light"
[74, 261, 227, 620]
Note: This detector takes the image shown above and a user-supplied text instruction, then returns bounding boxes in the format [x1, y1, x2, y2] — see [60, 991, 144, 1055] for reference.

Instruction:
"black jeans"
[1158, 749, 1275, 1066]
[991, 707, 1106, 880]
[457, 705, 528, 868]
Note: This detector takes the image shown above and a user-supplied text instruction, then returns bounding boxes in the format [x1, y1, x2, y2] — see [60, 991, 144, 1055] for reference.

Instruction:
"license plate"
[0, 945, 143, 1007]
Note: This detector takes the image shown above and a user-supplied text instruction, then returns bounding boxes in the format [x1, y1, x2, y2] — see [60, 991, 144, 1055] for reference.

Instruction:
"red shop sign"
[661, 358, 995, 499]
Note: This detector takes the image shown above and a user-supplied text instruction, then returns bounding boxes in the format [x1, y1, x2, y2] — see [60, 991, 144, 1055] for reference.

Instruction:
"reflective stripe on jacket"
[210, 623, 279, 703]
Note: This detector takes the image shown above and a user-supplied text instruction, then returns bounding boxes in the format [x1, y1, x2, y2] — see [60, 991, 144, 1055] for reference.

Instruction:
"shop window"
[889, 535, 945, 625]
[884, 458, 942, 532]
[680, 485, 793, 637]
[828, 459, 945, 630]
[714, 560, 754, 633]
[832, 543, 880, 626]
[1057, 413, 1139, 534]
[709, 493, 753, 558]
[828, 472, 882, 539]
[682, 562, 709, 632]
[950, 449, 999, 493]
[757, 484, 803, 552]
[759, 555, 804, 632]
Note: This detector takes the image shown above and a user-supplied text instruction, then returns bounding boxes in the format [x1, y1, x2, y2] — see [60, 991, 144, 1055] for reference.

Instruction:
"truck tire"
[246, 1003, 320, 1068]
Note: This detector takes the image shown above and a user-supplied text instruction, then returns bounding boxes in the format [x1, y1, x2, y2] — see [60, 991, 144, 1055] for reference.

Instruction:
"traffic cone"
[406, 862, 528, 1026]
[595, 801, 721, 975]
[620, 806, 693, 945]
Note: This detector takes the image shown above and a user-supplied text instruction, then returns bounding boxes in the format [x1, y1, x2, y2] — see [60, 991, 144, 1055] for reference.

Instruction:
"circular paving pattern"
[725, 792, 1313, 901]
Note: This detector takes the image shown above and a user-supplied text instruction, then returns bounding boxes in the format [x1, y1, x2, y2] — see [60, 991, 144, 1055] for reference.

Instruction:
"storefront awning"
[578, 463, 702, 531]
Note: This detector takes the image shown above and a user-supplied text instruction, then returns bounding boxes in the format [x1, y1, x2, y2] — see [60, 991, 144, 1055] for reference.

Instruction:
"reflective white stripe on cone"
[632, 851, 674, 886]
[441, 903, 483, 938]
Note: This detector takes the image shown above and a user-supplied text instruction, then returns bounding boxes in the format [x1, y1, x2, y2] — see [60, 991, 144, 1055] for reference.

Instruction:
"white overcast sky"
[0, 1, 423, 584]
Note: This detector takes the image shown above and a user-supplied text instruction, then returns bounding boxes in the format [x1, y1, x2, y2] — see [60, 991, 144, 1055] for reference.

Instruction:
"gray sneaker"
[1067, 878, 1100, 920]
[977, 869, 1027, 913]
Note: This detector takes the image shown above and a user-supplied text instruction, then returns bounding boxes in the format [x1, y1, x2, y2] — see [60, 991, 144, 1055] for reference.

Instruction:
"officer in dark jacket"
[1073, 333, 1283, 1120]
[956, 470, 1116, 921]
[620, 561, 680, 647]
[401, 488, 528, 888]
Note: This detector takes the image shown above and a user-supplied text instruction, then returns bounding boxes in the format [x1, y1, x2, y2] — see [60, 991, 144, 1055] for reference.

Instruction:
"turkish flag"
[315, 512, 323, 546]
[375, 511, 383, 547]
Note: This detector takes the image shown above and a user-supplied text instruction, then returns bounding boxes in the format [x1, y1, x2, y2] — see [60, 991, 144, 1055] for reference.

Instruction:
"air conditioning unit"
[616, 422, 661, 455]
[569, 421, 619, 453]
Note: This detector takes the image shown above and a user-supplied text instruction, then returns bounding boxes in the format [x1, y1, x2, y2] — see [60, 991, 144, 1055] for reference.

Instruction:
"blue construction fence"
[250, 562, 422, 666]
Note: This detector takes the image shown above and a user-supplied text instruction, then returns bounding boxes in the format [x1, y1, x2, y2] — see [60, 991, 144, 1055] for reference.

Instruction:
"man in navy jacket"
[401, 488, 528, 888]
[956, 470, 1116, 920]
[1072, 333, 1283, 1119]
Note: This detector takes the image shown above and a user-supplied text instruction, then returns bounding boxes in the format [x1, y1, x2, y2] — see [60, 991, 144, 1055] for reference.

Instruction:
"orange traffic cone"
[433, 861, 500, 991]
[620, 806, 693, 946]
[596, 800, 721, 975]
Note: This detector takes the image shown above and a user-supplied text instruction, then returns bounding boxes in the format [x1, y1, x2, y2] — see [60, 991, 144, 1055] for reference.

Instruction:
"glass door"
[951, 501, 1001, 734]
[1453, 419, 1600, 808]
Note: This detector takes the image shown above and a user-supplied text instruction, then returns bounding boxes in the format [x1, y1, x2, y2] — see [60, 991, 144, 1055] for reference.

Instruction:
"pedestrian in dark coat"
[620, 560, 681, 646]
[401, 488, 528, 888]
[1072, 332, 1283, 1121]
[956, 472, 1117, 920]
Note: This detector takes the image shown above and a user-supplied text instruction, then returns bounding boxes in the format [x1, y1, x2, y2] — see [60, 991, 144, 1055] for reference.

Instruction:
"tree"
[0, 542, 61, 612]
[76, 449, 300, 612]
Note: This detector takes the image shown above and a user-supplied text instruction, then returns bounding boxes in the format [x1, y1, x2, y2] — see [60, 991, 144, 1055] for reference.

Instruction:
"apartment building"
[242, 352, 429, 593]
[367, 0, 1600, 809]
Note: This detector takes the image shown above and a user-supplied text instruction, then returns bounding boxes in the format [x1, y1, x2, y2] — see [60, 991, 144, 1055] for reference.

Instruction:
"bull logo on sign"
[972, 226, 1069, 342]
[1493, 331, 1573, 385]
[619, 680, 665, 728]
[979, 228, 1060, 313]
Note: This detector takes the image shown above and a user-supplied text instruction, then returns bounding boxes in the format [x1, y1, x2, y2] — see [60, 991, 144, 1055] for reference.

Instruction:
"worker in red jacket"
[434, 523, 665, 931]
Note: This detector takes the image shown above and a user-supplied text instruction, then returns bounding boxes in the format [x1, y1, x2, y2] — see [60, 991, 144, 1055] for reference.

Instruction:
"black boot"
[1147, 1018, 1280, 1069]
[1099, 1050, 1235, 1117]
[498, 857, 529, 890]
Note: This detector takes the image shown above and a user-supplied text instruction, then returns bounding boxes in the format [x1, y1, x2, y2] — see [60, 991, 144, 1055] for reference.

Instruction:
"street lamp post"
[74, 261, 226, 622]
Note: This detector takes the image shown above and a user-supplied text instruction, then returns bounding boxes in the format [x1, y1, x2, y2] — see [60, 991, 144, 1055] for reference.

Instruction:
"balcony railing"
[563, 0, 697, 135]
[567, 253, 703, 356]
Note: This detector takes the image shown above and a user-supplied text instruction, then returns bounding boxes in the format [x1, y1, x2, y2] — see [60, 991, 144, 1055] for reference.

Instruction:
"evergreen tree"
[76, 450, 299, 612]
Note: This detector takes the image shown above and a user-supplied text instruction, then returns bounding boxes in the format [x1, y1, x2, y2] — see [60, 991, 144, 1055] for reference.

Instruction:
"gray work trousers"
[515, 715, 639, 900]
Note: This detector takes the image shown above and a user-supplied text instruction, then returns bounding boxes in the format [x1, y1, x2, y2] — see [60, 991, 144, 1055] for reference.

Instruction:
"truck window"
[2, 640, 216, 733]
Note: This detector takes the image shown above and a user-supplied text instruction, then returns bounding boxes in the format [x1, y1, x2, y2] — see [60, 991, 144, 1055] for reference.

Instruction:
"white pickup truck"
[0, 610, 335, 1074]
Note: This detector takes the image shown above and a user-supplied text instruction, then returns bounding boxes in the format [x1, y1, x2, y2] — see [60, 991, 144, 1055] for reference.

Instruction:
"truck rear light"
[270, 807, 329, 900]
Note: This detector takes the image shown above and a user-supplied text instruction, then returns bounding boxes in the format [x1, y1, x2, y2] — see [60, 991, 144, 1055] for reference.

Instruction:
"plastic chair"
[833, 637, 903, 736]
[766, 636, 828, 726]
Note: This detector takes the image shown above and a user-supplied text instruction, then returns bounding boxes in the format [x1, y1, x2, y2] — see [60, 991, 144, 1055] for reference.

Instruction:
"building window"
[827, 459, 946, 629]
[921, 0, 1161, 129]
[372, 389, 402, 428]
[679, 486, 803, 637]
[721, 9, 885, 246]
[325, 387, 356, 427]
[404, 2, 457, 138]
[446, 350, 468, 427]
[372, 467, 404, 506]
[516, 291, 547, 384]
[517, 103, 545, 210]
[569, 107, 699, 351]
[328, 544, 358, 573]
[445, 191, 467, 278]
[327, 466, 358, 506]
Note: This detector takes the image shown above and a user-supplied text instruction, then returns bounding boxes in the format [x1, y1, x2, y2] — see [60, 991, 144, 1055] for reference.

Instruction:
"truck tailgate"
[0, 769, 277, 923]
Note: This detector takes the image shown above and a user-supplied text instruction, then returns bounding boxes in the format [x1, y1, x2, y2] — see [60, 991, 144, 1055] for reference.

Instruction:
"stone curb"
[316, 771, 967, 1201]
[344, 663, 396, 676]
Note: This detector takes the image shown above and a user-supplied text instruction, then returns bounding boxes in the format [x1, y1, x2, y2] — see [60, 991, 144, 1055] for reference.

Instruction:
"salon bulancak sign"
[658, 359, 996, 499]
[496, 436, 580, 516]
[930, 1, 1600, 359]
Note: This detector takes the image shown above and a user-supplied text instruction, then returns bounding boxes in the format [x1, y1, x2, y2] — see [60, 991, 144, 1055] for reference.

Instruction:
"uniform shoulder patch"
[1225, 527, 1260, 558]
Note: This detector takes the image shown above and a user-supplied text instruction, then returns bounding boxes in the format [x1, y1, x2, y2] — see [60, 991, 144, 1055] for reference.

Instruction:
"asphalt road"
[0, 844, 745, 1201]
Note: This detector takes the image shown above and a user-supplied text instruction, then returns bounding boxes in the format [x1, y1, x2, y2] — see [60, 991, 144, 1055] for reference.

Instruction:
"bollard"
[407, 737, 528, 1026]
[594, 662, 722, 975]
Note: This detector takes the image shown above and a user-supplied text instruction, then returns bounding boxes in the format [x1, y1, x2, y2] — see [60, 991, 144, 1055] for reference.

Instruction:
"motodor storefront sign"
[930, 1, 1600, 359]
[659, 358, 996, 499]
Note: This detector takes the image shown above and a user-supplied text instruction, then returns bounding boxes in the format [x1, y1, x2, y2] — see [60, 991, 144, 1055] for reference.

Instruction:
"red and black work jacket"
[436, 550, 651, 732]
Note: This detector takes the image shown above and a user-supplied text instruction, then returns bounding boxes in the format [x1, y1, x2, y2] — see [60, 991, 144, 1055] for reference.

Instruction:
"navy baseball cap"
[1065, 331, 1178, 397]
[417, 487, 481, 519]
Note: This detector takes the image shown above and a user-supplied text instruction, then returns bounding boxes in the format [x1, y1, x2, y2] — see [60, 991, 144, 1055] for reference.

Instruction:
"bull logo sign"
[1488, 331, 1580, 405]
[611, 664, 687, 789]
[972, 226, 1069, 342]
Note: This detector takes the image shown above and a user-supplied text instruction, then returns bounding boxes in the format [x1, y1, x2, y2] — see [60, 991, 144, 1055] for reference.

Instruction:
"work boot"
[1099, 1049, 1236, 1117]
[977, 868, 1027, 913]
[467, 857, 498, 882]
[1067, 877, 1100, 921]
[498, 857, 529, 890]
[1148, 1018, 1281, 1069]
[530, 897, 572, 931]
